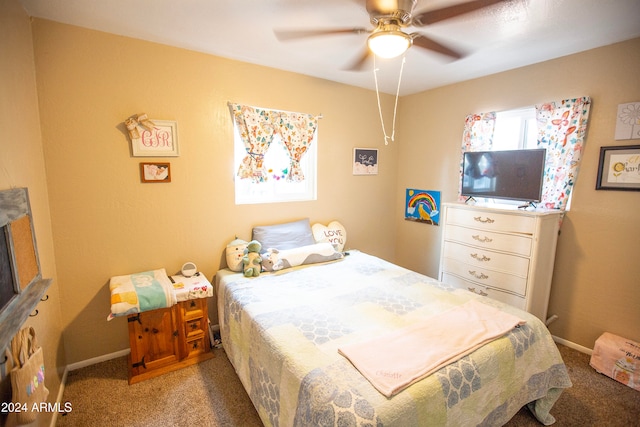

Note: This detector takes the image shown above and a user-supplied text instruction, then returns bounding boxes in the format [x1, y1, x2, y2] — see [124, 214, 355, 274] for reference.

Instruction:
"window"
[475, 106, 538, 206]
[233, 125, 317, 205]
[492, 107, 537, 150]
[463, 97, 591, 210]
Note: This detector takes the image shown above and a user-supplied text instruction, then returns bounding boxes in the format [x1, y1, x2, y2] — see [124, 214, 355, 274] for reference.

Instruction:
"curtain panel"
[273, 111, 318, 182]
[458, 112, 497, 200]
[535, 97, 591, 210]
[229, 103, 318, 183]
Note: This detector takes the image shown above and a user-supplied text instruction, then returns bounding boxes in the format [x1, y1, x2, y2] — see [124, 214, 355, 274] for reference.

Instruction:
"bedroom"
[1, 0, 639, 425]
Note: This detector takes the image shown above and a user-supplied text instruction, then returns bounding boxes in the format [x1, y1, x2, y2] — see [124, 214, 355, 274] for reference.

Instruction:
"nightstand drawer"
[180, 298, 206, 321]
[444, 224, 532, 256]
[442, 241, 530, 277]
[441, 257, 527, 295]
[186, 335, 207, 358]
[185, 318, 206, 338]
[446, 207, 536, 234]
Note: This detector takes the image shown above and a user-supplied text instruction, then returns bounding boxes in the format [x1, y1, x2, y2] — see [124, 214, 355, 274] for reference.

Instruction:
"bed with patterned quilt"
[215, 246, 571, 427]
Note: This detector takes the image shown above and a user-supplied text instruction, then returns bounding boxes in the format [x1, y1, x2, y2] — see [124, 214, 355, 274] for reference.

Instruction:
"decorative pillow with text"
[312, 221, 347, 252]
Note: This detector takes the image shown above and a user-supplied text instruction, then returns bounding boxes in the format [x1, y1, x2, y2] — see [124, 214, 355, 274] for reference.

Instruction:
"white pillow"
[262, 243, 344, 272]
[312, 221, 347, 252]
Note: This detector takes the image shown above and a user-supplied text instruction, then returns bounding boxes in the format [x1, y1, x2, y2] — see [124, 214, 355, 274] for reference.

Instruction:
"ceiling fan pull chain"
[374, 55, 406, 145]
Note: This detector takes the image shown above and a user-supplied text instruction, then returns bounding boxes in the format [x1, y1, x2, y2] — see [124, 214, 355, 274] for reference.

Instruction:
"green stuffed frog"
[242, 240, 262, 277]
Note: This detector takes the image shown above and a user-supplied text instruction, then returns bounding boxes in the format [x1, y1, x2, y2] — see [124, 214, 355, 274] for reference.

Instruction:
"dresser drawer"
[444, 224, 532, 256]
[446, 206, 536, 234]
[441, 257, 528, 296]
[442, 241, 530, 278]
[441, 273, 527, 310]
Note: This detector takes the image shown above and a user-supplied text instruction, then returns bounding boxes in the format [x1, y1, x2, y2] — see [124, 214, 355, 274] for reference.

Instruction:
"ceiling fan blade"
[411, 33, 464, 59]
[413, 0, 510, 26]
[344, 49, 373, 71]
[274, 28, 369, 41]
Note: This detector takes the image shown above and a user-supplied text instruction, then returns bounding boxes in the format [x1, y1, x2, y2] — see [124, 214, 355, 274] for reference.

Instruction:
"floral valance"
[229, 103, 319, 183]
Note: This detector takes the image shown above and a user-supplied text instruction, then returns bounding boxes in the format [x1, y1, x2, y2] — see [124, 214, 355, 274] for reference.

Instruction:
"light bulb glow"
[367, 31, 411, 58]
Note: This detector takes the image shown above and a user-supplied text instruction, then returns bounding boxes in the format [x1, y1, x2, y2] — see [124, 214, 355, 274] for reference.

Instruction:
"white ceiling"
[19, 0, 640, 95]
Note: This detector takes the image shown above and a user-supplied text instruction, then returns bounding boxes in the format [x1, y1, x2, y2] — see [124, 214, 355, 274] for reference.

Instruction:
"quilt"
[216, 251, 571, 427]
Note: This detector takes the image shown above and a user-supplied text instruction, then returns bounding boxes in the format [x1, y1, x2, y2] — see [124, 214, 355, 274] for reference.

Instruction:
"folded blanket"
[338, 300, 526, 397]
[108, 268, 176, 320]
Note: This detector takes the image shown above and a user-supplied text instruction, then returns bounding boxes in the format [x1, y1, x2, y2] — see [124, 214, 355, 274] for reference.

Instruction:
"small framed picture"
[596, 145, 640, 191]
[353, 148, 378, 175]
[131, 120, 179, 157]
[140, 162, 171, 183]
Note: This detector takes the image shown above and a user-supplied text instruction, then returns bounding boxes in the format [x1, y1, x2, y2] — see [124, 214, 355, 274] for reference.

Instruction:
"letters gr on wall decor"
[595, 145, 640, 191]
[140, 162, 171, 183]
[404, 189, 441, 225]
[125, 114, 179, 157]
[353, 148, 378, 175]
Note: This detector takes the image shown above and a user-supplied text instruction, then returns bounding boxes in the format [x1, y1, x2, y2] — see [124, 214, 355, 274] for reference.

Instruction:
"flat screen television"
[461, 149, 546, 203]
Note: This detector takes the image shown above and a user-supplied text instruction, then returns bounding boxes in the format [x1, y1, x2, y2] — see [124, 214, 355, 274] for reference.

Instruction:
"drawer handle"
[473, 216, 495, 224]
[468, 270, 488, 280]
[470, 253, 491, 262]
[468, 287, 488, 297]
[472, 235, 493, 243]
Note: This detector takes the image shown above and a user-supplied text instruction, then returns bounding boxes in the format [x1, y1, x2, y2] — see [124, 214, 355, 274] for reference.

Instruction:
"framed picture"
[140, 162, 171, 183]
[131, 120, 179, 157]
[353, 148, 378, 175]
[404, 189, 441, 225]
[596, 145, 640, 191]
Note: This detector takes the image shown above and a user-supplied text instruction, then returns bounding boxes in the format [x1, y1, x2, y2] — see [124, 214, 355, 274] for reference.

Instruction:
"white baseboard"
[552, 335, 593, 355]
[66, 348, 130, 371]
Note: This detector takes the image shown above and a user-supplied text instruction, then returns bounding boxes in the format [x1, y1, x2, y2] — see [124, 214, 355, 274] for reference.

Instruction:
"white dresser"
[438, 202, 563, 323]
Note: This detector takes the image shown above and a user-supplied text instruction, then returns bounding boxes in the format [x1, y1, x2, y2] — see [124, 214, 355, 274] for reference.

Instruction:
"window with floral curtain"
[458, 97, 591, 210]
[229, 103, 319, 204]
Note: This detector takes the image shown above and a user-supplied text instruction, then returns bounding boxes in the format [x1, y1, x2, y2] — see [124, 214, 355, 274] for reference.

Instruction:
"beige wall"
[396, 38, 640, 349]
[31, 19, 399, 363]
[8, 3, 638, 369]
[0, 1, 64, 425]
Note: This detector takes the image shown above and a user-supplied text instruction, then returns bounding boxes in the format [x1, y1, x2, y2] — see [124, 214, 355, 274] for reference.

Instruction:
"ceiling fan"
[274, 0, 511, 70]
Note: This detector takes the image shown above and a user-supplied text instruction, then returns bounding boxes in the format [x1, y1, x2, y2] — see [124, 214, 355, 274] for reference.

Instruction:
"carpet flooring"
[56, 343, 639, 426]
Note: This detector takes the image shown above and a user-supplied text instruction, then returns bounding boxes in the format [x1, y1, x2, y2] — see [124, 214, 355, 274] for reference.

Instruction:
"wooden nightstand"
[127, 297, 213, 384]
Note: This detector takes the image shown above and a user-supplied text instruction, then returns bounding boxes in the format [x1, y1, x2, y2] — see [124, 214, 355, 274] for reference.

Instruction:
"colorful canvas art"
[405, 189, 440, 225]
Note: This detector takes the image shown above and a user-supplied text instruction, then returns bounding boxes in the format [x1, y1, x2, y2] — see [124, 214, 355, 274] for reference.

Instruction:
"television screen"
[461, 149, 546, 203]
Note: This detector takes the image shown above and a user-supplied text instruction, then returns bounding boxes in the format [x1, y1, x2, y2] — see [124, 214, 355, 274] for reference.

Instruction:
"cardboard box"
[590, 332, 639, 391]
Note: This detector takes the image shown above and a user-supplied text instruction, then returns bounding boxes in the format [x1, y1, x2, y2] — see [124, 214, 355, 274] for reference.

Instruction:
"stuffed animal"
[242, 240, 263, 277]
[262, 248, 284, 272]
[226, 236, 248, 272]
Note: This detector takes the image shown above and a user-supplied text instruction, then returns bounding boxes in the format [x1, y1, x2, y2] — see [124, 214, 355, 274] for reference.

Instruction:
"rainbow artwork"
[405, 189, 441, 225]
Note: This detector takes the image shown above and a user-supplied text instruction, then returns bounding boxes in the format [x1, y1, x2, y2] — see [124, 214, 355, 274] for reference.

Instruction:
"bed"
[216, 248, 571, 427]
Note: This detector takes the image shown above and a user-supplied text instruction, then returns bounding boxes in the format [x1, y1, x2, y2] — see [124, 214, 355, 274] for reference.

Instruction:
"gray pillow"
[252, 218, 315, 252]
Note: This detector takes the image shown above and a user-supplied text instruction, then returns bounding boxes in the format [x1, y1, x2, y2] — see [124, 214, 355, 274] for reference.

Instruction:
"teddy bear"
[242, 240, 263, 277]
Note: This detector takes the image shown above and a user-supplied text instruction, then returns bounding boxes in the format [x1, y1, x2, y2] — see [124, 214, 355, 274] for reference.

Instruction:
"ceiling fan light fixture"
[367, 30, 411, 59]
